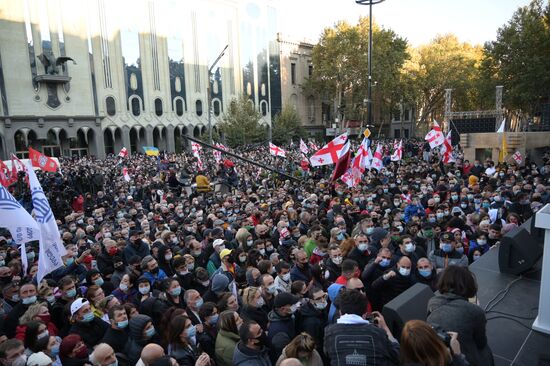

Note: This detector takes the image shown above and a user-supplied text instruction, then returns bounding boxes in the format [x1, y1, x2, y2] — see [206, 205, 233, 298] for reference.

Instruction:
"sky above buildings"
[276, 0, 533, 46]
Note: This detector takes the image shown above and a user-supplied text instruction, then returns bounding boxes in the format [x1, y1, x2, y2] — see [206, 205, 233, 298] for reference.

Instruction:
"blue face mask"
[456, 247, 464, 255]
[66, 289, 77, 298]
[379, 258, 391, 267]
[336, 233, 345, 241]
[187, 325, 197, 338]
[441, 243, 453, 253]
[51, 345, 60, 357]
[195, 298, 204, 309]
[419, 269, 432, 278]
[208, 314, 219, 325]
[145, 326, 156, 338]
[170, 286, 182, 297]
[66, 258, 75, 266]
[22, 295, 37, 305]
[117, 319, 129, 329]
[82, 312, 94, 322]
[94, 278, 104, 287]
[473, 255, 481, 261]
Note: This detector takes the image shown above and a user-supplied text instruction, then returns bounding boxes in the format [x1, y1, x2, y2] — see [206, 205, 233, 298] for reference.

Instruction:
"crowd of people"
[0, 137, 549, 366]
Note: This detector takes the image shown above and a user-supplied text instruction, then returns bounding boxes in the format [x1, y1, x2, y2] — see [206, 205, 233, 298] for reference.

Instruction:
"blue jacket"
[123, 241, 150, 263]
[289, 264, 311, 283]
[404, 204, 425, 223]
[142, 269, 167, 288]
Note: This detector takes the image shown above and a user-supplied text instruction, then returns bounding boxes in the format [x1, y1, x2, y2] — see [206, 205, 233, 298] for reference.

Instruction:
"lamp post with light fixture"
[355, 0, 385, 133]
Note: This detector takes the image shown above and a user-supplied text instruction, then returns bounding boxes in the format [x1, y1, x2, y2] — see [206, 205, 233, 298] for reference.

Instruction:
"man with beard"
[290, 250, 312, 283]
[323, 244, 343, 283]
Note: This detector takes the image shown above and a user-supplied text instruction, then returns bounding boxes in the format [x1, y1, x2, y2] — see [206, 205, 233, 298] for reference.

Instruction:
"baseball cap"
[70, 298, 89, 317]
[213, 239, 225, 248]
[27, 352, 53, 366]
[220, 248, 233, 259]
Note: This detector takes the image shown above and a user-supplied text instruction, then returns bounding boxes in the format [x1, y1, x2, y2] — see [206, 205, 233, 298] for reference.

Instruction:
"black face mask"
[0, 275, 12, 284]
[150, 266, 159, 274]
[253, 332, 267, 347]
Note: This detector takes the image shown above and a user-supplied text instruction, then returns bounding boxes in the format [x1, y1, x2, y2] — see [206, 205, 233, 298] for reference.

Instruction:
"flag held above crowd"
[425, 120, 445, 149]
[269, 142, 287, 157]
[118, 147, 129, 158]
[143, 146, 160, 156]
[310, 133, 349, 167]
[29, 148, 59, 172]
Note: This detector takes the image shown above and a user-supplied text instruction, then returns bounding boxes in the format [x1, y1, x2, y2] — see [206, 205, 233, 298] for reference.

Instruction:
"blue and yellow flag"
[142, 146, 160, 156]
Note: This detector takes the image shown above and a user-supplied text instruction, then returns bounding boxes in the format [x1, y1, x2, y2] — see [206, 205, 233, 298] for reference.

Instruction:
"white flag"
[496, 119, 505, 133]
[26, 163, 66, 283]
[300, 139, 309, 154]
[424, 120, 445, 149]
[0, 185, 41, 275]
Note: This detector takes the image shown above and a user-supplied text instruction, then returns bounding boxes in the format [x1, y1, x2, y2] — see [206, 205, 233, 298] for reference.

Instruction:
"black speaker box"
[381, 283, 434, 337]
[498, 227, 543, 276]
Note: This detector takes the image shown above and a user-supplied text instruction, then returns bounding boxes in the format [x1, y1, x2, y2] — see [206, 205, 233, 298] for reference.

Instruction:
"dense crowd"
[0, 138, 549, 366]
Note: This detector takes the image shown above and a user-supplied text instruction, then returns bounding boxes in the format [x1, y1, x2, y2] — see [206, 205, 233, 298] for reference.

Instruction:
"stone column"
[166, 125, 176, 153]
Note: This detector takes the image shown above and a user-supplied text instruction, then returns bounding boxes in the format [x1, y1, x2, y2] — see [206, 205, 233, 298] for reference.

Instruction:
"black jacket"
[347, 247, 376, 270]
[2, 302, 31, 338]
[69, 317, 109, 348]
[371, 271, 415, 306]
[101, 326, 129, 353]
[267, 310, 296, 362]
[324, 322, 400, 366]
[240, 305, 269, 330]
[296, 302, 326, 351]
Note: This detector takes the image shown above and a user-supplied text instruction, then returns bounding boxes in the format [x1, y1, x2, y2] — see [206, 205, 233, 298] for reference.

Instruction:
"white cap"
[27, 352, 53, 366]
[213, 239, 225, 248]
[70, 298, 89, 317]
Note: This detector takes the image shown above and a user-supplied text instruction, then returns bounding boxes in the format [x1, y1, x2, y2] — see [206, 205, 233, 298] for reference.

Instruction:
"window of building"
[175, 99, 184, 116]
[213, 100, 221, 116]
[131, 97, 141, 117]
[261, 101, 268, 116]
[291, 62, 296, 85]
[308, 65, 313, 77]
[392, 108, 400, 121]
[154, 98, 163, 117]
[106, 97, 116, 116]
[196, 100, 203, 116]
[404, 129, 410, 138]
[394, 129, 401, 138]
[404, 109, 410, 121]
[308, 96, 315, 122]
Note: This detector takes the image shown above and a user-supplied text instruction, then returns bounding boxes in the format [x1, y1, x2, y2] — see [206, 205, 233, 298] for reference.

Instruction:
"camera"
[431, 324, 451, 347]
[365, 313, 378, 325]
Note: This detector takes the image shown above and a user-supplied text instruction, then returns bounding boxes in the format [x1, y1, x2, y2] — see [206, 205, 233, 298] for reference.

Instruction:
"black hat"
[274, 293, 299, 309]
[129, 228, 143, 238]
[441, 232, 453, 241]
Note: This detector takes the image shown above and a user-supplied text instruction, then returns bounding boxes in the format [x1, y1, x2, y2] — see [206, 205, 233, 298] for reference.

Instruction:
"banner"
[26, 162, 66, 283]
[29, 148, 59, 172]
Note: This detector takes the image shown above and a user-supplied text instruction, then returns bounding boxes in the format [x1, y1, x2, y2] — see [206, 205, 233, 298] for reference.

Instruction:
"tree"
[307, 18, 409, 129]
[271, 105, 305, 145]
[219, 95, 265, 147]
[403, 34, 483, 131]
[481, 0, 550, 117]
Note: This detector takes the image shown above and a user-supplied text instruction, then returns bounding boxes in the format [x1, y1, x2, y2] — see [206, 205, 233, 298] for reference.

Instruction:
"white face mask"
[280, 273, 291, 282]
[332, 256, 342, 265]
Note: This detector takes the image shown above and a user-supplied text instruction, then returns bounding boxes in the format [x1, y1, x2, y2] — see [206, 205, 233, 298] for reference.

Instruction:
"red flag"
[29, 148, 59, 172]
[331, 142, 351, 182]
[122, 167, 131, 182]
[118, 147, 128, 158]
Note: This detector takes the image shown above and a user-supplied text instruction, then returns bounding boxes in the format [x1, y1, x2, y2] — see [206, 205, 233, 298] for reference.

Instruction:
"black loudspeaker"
[498, 227, 543, 275]
[381, 283, 434, 337]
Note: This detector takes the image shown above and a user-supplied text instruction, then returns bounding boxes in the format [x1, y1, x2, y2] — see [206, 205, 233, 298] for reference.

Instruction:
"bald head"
[346, 277, 364, 291]
[141, 343, 165, 366]
[398, 256, 412, 267]
[90, 343, 116, 366]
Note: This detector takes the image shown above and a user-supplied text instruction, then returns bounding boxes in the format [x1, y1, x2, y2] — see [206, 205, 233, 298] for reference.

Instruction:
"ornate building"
[0, 0, 281, 159]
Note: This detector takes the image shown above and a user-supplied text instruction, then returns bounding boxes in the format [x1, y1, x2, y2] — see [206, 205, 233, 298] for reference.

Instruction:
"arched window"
[175, 99, 184, 116]
[131, 98, 141, 117]
[261, 101, 268, 116]
[196, 100, 203, 116]
[106, 97, 116, 116]
[213, 100, 221, 116]
[154, 98, 163, 117]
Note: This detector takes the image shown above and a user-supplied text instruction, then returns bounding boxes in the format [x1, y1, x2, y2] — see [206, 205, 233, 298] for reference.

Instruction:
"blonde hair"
[19, 302, 48, 325]
[400, 320, 451, 366]
[242, 287, 261, 306]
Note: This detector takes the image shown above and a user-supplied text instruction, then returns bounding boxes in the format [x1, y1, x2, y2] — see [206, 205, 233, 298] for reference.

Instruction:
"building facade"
[0, 0, 281, 159]
[277, 34, 326, 136]
[389, 104, 415, 139]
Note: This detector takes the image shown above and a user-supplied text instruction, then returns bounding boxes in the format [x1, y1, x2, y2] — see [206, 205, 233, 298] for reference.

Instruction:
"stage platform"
[469, 245, 550, 365]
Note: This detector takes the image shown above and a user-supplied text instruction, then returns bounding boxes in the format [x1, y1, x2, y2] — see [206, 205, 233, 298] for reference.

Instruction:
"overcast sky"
[276, 0, 533, 46]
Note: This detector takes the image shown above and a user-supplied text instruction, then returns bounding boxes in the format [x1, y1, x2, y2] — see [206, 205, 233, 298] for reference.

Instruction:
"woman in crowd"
[215, 310, 243, 366]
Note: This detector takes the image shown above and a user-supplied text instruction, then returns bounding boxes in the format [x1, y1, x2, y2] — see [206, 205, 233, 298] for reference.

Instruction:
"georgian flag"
[440, 131, 455, 164]
[300, 139, 309, 154]
[371, 143, 384, 171]
[309, 140, 319, 151]
[191, 143, 204, 171]
[309, 133, 348, 167]
[26, 162, 66, 283]
[122, 167, 131, 182]
[118, 147, 129, 158]
[425, 120, 445, 149]
[390, 140, 403, 161]
[512, 151, 523, 165]
[269, 143, 286, 157]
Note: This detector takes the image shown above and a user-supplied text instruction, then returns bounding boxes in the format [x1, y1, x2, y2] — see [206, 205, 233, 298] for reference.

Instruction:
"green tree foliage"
[271, 105, 305, 145]
[481, 0, 550, 115]
[219, 95, 265, 147]
[403, 34, 483, 129]
[307, 18, 409, 124]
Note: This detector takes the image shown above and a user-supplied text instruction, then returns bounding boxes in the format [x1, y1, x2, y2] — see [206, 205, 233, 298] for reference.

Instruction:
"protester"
[0, 137, 547, 366]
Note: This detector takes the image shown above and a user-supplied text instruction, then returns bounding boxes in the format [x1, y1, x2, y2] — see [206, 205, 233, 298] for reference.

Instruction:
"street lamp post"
[355, 0, 385, 134]
[207, 44, 229, 144]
